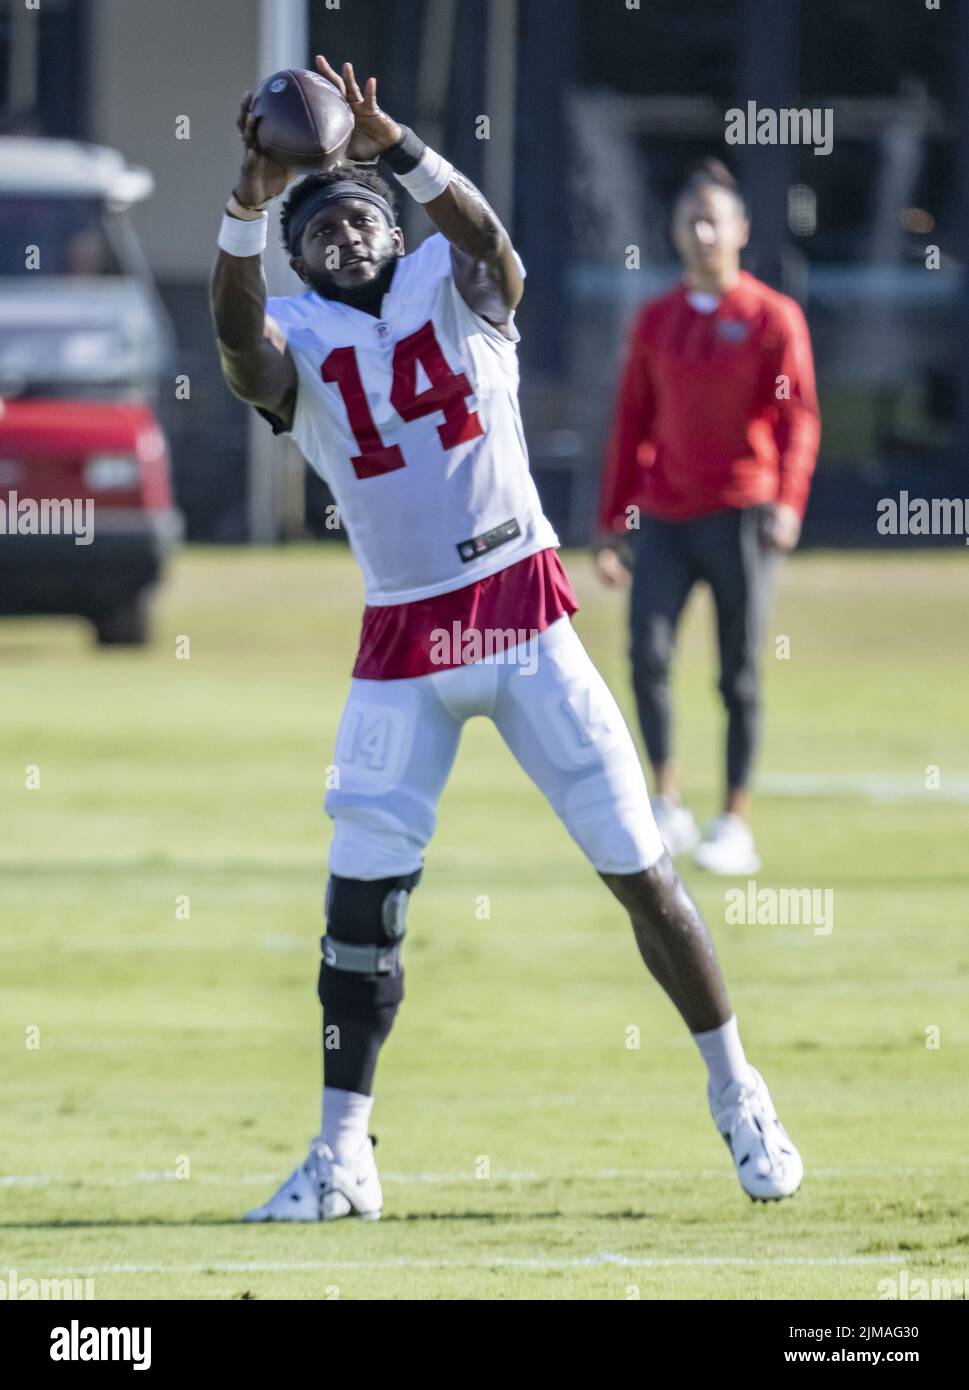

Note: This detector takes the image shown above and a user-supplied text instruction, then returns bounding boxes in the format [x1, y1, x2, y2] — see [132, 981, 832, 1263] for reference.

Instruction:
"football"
[250, 68, 354, 172]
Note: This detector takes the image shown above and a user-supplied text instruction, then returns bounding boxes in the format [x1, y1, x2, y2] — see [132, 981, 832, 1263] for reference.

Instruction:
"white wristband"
[393, 146, 454, 204]
[218, 210, 268, 257]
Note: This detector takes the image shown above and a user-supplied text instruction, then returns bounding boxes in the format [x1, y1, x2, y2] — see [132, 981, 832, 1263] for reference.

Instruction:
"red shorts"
[352, 547, 579, 680]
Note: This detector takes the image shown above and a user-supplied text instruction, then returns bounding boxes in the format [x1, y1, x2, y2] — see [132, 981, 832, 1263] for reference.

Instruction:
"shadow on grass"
[0, 1207, 663, 1229]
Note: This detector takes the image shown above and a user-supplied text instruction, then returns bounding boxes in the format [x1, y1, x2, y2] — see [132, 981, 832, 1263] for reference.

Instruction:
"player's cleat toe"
[693, 813, 761, 875]
[242, 1135, 382, 1222]
[709, 1066, 803, 1201]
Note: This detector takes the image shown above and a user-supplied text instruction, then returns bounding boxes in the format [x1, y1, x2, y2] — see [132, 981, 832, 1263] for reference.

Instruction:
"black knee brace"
[317, 868, 422, 1014]
[318, 870, 422, 1093]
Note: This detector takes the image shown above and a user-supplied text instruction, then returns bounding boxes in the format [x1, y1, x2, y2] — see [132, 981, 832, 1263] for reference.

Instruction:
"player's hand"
[315, 55, 402, 162]
[760, 502, 801, 552]
[233, 93, 295, 208]
[595, 544, 632, 589]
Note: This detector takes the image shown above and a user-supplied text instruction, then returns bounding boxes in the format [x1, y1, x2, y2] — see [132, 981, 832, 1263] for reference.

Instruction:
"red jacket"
[598, 272, 820, 531]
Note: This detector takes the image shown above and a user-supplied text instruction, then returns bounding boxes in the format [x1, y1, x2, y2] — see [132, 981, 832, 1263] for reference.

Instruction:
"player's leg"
[244, 673, 463, 1222]
[628, 515, 699, 854]
[491, 617, 725, 1026]
[692, 505, 780, 874]
[491, 617, 802, 1200]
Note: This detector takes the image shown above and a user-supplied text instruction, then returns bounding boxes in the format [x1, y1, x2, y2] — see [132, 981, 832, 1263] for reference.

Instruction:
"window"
[0, 198, 124, 277]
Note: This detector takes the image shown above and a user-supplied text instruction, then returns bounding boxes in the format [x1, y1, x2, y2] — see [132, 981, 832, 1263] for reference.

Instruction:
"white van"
[0, 138, 174, 399]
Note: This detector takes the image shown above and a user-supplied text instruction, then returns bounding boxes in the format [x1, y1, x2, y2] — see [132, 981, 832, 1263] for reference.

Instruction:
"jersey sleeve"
[257, 295, 322, 466]
[769, 300, 821, 519]
[413, 232, 526, 346]
[597, 306, 656, 534]
[404, 230, 455, 283]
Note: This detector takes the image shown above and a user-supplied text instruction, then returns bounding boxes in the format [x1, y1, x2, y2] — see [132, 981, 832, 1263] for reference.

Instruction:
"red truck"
[0, 398, 181, 644]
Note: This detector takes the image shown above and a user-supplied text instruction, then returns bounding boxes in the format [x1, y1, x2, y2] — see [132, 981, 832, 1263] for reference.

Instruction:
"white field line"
[761, 773, 969, 803]
[0, 1165, 956, 1188]
[0, 935, 315, 953]
[42, 1254, 912, 1276]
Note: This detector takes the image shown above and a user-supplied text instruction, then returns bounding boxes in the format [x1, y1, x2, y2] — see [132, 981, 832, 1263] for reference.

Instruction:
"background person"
[596, 160, 821, 875]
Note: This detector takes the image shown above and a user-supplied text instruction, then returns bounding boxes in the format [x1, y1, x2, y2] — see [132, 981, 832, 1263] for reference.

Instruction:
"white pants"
[325, 616, 665, 880]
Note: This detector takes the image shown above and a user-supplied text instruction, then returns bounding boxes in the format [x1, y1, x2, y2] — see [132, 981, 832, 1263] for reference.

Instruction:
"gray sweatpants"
[628, 505, 780, 790]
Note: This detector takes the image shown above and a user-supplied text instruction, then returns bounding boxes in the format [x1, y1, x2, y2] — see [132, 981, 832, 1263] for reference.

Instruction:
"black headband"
[286, 181, 396, 255]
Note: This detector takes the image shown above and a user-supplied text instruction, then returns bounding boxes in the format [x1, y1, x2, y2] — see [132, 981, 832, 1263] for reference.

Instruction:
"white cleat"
[709, 1067, 804, 1202]
[242, 1136, 382, 1223]
[693, 813, 761, 875]
[650, 795, 700, 857]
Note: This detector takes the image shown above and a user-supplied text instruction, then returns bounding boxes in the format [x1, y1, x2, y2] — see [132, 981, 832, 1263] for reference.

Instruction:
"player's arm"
[762, 302, 821, 551]
[315, 55, 523, 332]
[426, 172, 524, 332]
[210, 95, 299, 429]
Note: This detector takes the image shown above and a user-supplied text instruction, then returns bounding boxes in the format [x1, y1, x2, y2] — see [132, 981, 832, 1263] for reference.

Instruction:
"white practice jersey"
[267, 232, 558, 605]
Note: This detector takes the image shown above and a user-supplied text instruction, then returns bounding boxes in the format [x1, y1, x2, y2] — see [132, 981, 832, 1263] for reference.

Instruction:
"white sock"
[692, 1015, 753, 1097]
[321, 1086, 373, 1162]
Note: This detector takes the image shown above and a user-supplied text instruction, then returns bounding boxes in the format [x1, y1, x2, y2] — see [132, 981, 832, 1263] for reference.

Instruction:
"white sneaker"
[650, 795, 700, 856]
[693, 813, 760, 874]
[709, 1066, 804, 1202]
[242, 1136, 382, 1222]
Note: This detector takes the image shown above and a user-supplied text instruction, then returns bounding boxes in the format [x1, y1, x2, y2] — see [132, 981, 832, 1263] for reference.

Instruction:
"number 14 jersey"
[266, 232, 559, 606]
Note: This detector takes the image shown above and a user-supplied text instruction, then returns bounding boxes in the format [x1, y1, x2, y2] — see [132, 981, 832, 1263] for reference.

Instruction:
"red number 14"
[321, 320, 484, 480]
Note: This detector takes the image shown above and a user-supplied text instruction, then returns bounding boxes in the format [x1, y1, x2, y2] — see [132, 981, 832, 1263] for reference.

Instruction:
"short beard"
[304, 255, 399, 313]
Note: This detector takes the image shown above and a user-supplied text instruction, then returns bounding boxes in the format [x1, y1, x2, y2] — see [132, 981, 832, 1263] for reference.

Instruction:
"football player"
[210, 55, 803, 1218]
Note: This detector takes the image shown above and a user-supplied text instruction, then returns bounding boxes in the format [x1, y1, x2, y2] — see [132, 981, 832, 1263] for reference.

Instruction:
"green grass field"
[2, 546, 968, 1301]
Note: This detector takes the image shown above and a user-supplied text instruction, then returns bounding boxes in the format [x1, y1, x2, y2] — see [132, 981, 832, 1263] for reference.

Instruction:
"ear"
[738, 218, 751, 251]
[391, 226, 405, 257]
[290, 255, 309, 283]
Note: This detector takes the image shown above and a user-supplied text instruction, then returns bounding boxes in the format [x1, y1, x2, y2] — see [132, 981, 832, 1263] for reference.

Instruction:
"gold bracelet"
[226, 191, 270, 221]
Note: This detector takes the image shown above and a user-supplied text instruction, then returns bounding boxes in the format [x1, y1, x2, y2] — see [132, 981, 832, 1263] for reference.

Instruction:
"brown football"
[250, 68, 354, 172]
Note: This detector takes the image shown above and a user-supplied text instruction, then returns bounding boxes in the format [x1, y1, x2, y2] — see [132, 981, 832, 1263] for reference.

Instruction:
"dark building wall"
[0, 0, 88, 136]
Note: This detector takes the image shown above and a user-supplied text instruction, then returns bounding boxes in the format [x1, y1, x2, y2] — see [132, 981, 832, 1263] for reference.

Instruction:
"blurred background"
[0, 0, 965, 634]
